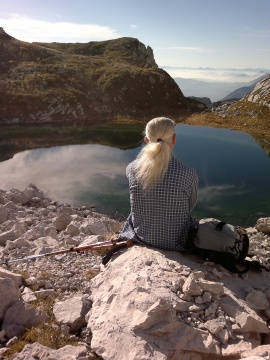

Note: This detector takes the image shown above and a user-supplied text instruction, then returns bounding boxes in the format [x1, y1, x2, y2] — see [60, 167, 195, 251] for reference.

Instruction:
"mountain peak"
[0, 27, 15, 40]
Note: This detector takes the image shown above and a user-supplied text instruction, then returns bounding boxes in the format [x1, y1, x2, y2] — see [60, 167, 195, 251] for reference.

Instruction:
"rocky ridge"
[213, 75, 270, 117]
[0, 184, 270, 359]
[0, 28, 204, 125]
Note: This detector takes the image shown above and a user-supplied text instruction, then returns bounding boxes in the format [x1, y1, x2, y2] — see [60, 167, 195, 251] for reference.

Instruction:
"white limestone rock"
[21, 287, 37, 302]
[32, 236, 59, 250]
[255, 217, 270, 234]
[241, 345, 270, 359]
[23, 183, 45, 202]
[53, 294, 91, 332]
[5, 237, 32, 250]
[25, 276, 37, 286]
[0, 267, 23, 287]
[6, 336, 19, 347]
[0, 193, 5, 204]
[5, 189, 28, 205]
[66, 222, 80, 236]
[0, 276, 20, 321]
[235, 313, 269, 334]
[220, 294, 269, 335]
[204, 318, 226, 335]
[197, 279, 225, 296]
[2, 300, 50, 339]
[79, 235, 105, 246]
[3, 201, 18, 211]
[0, 205, 12, 224]
[12, 221, 29, 238]
[79, 217, 122, 236]
[24, 224, 47, 241]
[44, 225, 58, 239]
[1, 186, 270, 359]
[182, 274, 203, 296]
[246, 290, 269, 311]
[11, 342, 96, 360]
[53, 212, 72, 231]
[87, 246, 221, 359]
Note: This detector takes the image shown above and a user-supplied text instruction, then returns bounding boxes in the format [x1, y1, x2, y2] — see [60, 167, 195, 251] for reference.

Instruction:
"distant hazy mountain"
[173, 75, 269, 102]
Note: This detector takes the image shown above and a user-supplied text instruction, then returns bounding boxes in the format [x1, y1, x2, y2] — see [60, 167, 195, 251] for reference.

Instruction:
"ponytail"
[134, 117, 176, 189]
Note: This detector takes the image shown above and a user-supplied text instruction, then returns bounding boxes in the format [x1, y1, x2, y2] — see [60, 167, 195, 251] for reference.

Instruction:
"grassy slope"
[185, 104, 270, 139]
[0, 36, 204, 123]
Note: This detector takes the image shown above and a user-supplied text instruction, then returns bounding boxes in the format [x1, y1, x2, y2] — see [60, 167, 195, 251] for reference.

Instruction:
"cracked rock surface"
[0, 184, 270, 359]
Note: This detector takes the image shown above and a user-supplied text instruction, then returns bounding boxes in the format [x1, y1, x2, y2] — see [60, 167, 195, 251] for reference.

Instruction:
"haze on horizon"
[0, 0, 269, 84]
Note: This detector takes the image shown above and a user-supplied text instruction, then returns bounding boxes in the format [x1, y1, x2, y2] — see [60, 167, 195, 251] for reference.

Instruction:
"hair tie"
[157, 138, 162, 143]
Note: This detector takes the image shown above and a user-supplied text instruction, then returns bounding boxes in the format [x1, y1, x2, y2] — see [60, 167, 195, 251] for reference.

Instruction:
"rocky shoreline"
[0, 184, 270, 359]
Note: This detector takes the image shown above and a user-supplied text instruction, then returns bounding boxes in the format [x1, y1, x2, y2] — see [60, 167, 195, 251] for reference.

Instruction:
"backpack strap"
[213, 252, 251, 274]
[215, 221, 226, 231]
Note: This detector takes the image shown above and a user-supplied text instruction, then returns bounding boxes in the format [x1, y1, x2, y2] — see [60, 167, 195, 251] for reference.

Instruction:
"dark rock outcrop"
[189, 96, 213, 109]
[0, 30, 205, 124]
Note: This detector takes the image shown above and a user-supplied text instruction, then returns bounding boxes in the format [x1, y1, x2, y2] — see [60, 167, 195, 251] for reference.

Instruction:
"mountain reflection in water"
[0, 124, 270, 227]
[0, 144, 135, 215]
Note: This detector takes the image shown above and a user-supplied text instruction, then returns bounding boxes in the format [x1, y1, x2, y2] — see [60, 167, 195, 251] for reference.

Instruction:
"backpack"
[187, 218, 251, 274]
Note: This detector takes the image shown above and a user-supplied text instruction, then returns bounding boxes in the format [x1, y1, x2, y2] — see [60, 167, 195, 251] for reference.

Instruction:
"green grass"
[4, 321, 79, 359]
[4, 293, 79, 359]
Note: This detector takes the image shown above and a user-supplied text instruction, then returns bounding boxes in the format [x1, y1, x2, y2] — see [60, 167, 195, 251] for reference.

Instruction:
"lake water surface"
[0, 124, 270, 227]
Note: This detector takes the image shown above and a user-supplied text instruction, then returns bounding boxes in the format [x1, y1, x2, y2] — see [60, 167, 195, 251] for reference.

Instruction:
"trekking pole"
[4, 238, 133, 265]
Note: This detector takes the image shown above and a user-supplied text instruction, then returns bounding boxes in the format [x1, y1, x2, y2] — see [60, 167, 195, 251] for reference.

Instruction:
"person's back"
[120, 117, 198, 251]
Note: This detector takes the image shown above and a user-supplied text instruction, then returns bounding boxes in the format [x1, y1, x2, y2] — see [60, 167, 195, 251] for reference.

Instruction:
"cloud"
[0, 144, 132, 206]
[239, 26, 270, 39]
[197, 184, 248, 213]
[161, 66, 270, 82]
[198, 184, 237, 203]
[156, 46, 207, 52]
[0, 14, 121, 42]
[130, 24, 137, 29]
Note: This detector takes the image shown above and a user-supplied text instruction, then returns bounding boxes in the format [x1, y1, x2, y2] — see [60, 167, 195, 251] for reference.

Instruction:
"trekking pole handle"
[102, 240, 133, 265]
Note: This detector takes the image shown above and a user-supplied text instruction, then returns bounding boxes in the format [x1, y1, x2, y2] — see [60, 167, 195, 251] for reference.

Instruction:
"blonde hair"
[134, 117, 176, 189]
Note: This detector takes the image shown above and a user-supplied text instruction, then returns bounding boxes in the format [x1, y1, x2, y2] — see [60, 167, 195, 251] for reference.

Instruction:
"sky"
[1, 0, 270, 83]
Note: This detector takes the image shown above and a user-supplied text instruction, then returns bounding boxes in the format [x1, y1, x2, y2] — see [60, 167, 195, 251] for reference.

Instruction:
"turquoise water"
[0, 124, 269, 227]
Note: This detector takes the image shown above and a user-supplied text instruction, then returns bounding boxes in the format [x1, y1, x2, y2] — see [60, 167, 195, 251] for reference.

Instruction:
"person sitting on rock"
[120, 116, 198, 251]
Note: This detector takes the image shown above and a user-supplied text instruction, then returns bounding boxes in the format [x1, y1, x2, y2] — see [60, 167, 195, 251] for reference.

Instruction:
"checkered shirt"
[120, 154, 198, 251]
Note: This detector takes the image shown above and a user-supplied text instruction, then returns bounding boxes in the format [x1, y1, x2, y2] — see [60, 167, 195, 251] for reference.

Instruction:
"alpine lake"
[1, 122, 270, 227]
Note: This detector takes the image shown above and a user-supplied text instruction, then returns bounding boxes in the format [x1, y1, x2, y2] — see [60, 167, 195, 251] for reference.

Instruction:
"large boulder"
[87, 246, 270, 360]
[53, 212, 72, 231]
[255, 217, 270, 234]
[23, 183, 45, 202]
[0, 276, 20, 321]
[53, 294, 91, 332]
[11, 342, 96, 360]
[2, 300, 50, 339]
[0, 267, 23, 287]
[0, 205, 12, 224]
